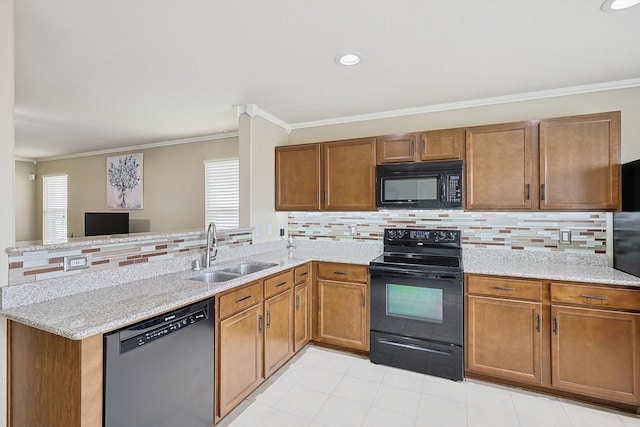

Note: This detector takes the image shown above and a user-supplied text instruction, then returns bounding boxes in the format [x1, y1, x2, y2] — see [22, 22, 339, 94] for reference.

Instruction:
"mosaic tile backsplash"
[7, 228, 253, 286]
[288, 211, 607, 254]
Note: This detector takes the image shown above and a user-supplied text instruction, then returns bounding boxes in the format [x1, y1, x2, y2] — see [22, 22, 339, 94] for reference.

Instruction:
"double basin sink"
[189, 261, 278, 283]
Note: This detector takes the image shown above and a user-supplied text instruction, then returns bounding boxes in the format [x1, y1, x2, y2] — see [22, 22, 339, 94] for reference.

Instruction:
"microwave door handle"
[440, 179, 445, 203]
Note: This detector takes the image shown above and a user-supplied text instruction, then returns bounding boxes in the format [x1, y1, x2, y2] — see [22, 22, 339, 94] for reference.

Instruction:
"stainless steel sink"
[188, 262, 278, 283]
[220, 262, 278, 275]
[188, 271, 240, 283]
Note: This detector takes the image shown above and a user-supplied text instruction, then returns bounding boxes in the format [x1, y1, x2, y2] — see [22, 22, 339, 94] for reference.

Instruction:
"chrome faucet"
[204, 222, 218, 268]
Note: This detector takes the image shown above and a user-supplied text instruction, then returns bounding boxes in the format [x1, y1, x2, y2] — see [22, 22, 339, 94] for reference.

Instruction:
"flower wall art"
[107, 153, 143, 209]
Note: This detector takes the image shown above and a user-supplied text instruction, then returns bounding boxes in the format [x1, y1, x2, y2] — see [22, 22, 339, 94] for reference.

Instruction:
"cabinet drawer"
[294, 263, 310, 285]
[219, 281, 263, 320]
[467, 275, 542, 301]
[265, 270, 294, 299]
[317, 262, 368, 283]
[550, 283, 640, 311]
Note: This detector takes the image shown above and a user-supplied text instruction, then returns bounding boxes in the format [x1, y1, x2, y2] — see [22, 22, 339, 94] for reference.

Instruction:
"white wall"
[15, 160, 36, 241]
[0, 1, 15, 425]
[239, 113, 288, 243]
[288, 87, 640, 163]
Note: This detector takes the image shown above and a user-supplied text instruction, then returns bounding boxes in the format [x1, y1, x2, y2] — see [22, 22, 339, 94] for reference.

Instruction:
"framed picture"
[107, 153, 143, 209]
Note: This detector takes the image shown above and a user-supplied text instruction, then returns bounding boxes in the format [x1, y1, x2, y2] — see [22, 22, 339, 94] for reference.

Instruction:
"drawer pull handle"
[236, 295, 251, 303]
[361, 292, 366, 308]
[526, 183, 531, 201]
[536, 313, 541, 333]
[494, 286, 516, 291]
[296, 295, 300, 310]
[581, 294, 609, 301]
[299, 272, 308, 277]
[258, 315, 263, 333]
[335, 271, 348, 275]
[276, 281, 287, 288]
[553, 316, 558, 336]
[266, 312, 271, 328]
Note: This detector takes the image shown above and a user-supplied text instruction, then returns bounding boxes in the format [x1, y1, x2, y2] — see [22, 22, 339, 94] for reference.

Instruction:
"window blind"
[42, 174, 68, 242]
[204, 158, 239, 229]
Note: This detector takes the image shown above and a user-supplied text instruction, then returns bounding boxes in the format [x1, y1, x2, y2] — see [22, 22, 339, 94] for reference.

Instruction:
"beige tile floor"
[218, 345, 640, 427]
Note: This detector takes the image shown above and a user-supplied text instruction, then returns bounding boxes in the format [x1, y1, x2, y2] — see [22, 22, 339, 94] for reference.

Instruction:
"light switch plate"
[64, 255, 90, 271]
[559, 229, 572, 244]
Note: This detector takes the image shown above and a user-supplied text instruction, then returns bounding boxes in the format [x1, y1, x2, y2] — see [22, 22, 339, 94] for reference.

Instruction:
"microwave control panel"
[446, 174, 462, 203]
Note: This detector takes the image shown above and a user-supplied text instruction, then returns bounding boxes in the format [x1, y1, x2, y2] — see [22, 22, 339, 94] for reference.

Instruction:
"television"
[84, 212, 130, 237]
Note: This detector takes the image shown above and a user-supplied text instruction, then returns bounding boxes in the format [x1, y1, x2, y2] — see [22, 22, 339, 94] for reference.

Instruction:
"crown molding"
[289, 78, 640, 130]
[37, 132, 239, 162]
[234, 103, 291, 134]
[15, 157, 37, 164]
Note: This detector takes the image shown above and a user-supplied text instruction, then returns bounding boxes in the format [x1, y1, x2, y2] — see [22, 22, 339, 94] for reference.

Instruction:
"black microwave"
[376, 160, 463, 209]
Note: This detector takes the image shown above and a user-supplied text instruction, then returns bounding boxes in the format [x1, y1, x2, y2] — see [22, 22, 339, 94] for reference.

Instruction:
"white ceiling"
[14, 0, 640, 160]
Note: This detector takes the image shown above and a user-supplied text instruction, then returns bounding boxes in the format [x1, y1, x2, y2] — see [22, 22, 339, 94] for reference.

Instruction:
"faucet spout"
[204, 222, 218, 268]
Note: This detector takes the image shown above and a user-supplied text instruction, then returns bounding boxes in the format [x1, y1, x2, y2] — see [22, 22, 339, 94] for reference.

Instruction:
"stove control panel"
[385, 228, 460, 245]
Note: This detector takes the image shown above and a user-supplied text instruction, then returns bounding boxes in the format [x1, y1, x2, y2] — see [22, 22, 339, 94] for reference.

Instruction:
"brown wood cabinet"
[466, 273, 640, 409]
[551, 305, 640, 404]
[275, 138, 376, 211]
[315, 262, 369, 351]
[218, 302, 264, 416]
[8, 321, 103, 427]
[217, 269, 295, 418]
[465, 111, 621, 212]
[275, 143, 322, 210]
[294, 263, 311, 352]
[465, 121, 535, 210]
[376, 129, 463, 164]
[539, 112, 621, 210]
[323, 138, 376, 210]
[466, 275, 544, 385]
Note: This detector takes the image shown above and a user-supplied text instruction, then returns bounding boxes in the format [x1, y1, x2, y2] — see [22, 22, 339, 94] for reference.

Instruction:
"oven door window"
[382, 176, 438, 202]
[386, 283, 443, 323]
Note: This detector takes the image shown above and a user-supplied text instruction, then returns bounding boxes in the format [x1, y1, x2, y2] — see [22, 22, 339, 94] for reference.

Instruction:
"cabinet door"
[418, 128, 464, 161]
[219, 305, 263, 417]
[551, 305, 640, 404]
[465, 122, 534, 210]
[264, 290, 294, 377]
[376, 134, 417, 164]
[294, 282, 311, 352]
[540, 112, 620, 210]
[275, 144, 321, 211]
[324, 138, 376, 211]
[466, 296, 543, 385]
[317, 279, 368, 351]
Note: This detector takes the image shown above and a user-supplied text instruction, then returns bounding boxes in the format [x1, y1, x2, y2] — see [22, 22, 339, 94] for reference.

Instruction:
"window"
[204, 158, 239, 229]
[42, 174, 68, 242]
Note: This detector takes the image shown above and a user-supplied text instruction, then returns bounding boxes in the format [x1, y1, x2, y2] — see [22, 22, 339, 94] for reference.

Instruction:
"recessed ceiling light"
[601, 0, 640, 11]
[335, 52, 363, 66]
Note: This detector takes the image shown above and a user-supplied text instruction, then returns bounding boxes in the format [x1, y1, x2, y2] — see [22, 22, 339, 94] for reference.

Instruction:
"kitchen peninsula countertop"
[2, 240, 640, 341]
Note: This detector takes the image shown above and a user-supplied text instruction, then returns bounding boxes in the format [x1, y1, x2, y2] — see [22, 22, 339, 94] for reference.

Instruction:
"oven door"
[369, 265, 463, 346]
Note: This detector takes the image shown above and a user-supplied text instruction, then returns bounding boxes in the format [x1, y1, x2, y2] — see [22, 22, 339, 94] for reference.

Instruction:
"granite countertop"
[2, 241, 640, 341]
[0, 242, 381, 341]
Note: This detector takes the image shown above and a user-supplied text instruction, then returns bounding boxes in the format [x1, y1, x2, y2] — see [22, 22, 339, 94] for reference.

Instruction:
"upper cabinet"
[275, 144, 322, 211]
[465, 121, 535, 211]
[465, 111, 621, 212]
[275, 138, 376, 211]
[539, 112, 621, 211]
[376, 128, 463, 164]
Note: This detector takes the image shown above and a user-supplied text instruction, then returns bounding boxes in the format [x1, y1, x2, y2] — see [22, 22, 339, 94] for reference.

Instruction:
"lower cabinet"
[219, 303, 264, 416]
[466, 273, 640, 409]
[217, 270, 295, 419]
[294, 263, 312, 352]
[467, 296, 543, 385]
[315, 262, 369, 351]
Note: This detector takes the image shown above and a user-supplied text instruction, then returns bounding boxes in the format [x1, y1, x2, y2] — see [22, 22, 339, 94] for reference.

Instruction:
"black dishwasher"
[104, 299, 215, 427]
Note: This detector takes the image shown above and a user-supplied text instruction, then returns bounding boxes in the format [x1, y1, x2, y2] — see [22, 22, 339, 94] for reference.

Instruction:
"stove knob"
[448, 232, 457, 241]
[388, 230, 396, 238]
[396, 230, 405, 238]
[438, 231, 446, 240]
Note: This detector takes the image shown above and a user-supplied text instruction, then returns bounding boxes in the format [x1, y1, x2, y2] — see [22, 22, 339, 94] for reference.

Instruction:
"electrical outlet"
[279, 228, 285, 237]
[64, 255, 89, 271]
[559, 229, 572, 244]
[267, 224, 273, 235]
[349, 225, 357, 235]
